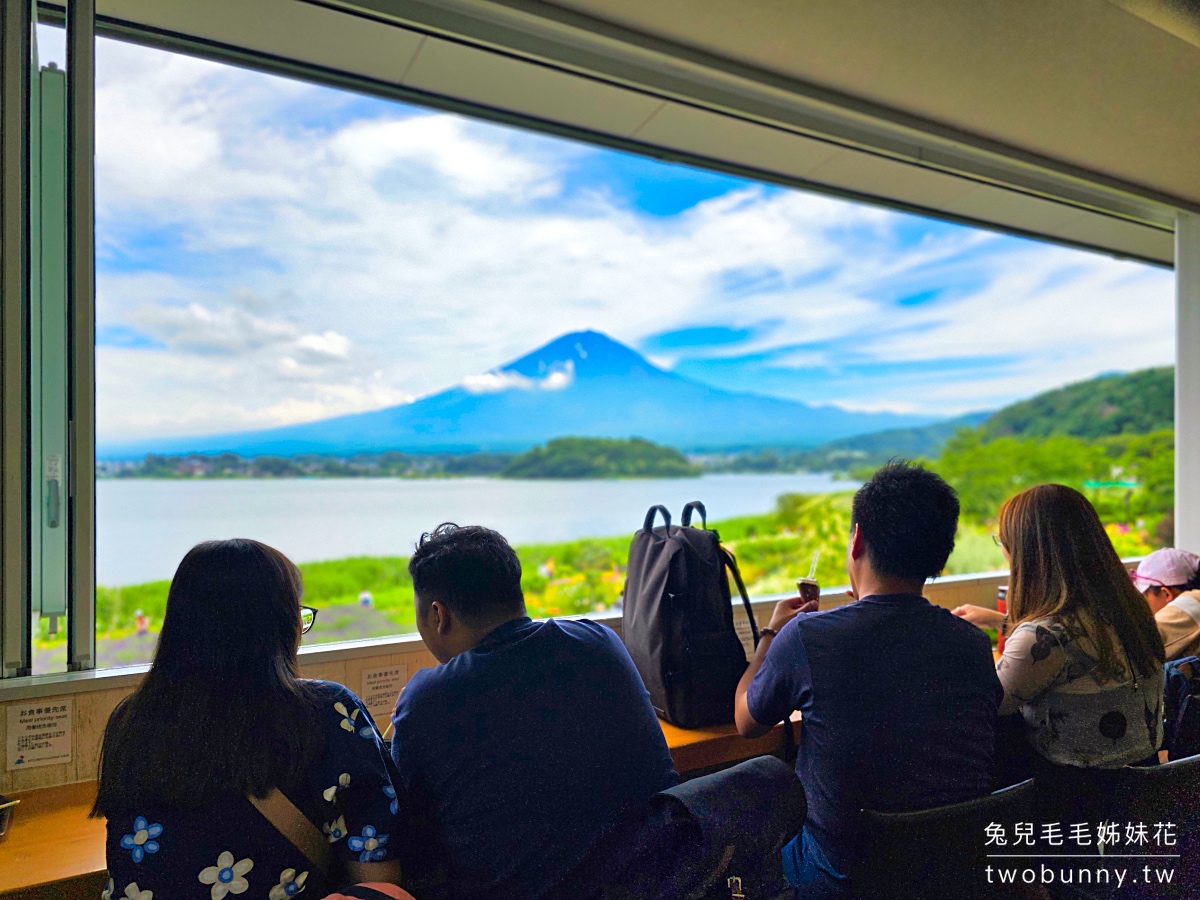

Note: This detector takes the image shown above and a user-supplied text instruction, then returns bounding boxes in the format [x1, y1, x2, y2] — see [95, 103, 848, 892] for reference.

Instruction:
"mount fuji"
[101, 331, 936, 458]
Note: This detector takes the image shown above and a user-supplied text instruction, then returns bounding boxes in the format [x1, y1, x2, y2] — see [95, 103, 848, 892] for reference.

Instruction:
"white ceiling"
[543, 0, 1200, 209]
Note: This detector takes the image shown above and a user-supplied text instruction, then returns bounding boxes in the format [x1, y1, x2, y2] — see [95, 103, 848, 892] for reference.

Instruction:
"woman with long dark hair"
[954, 484, 1165, 769]
[94, 539, 406, 899]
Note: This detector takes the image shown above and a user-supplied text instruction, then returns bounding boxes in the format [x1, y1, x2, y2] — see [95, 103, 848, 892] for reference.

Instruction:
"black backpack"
[621, 501, 758, 728]
[1164, 655, 1200, 760]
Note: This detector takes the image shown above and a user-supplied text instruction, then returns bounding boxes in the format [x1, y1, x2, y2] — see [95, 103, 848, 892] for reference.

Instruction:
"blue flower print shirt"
[103, 681, 402, 900]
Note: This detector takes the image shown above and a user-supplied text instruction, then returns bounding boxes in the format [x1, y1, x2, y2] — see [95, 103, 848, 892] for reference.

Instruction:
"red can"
[996, 585, 1008, 654]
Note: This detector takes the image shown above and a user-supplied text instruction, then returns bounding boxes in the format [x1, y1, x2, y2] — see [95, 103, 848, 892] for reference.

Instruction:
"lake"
[97, 472, 850, 585]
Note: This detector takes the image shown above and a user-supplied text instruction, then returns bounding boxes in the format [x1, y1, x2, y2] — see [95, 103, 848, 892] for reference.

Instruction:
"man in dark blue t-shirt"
[391, 523, 678, 900]
[734, 461, 1002, 898]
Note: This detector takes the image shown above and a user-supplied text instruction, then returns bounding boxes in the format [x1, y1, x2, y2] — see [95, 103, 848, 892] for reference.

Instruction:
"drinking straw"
[807, 550, 820, 580]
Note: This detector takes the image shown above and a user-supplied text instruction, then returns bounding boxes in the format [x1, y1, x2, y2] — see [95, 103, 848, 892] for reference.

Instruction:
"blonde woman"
[954, 484, 1165, 770]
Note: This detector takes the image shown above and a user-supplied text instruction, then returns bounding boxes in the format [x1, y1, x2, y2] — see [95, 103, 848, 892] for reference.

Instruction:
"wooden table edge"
[1, 717, 794, 896]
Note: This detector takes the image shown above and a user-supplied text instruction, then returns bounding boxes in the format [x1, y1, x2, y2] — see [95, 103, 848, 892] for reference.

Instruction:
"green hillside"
[782, 367, 1173, 475]
[982, 367, 1173, 439]
[928, 368, 1175, 536]
[502, 436, 701, 479]
[789, 412, 989, 472]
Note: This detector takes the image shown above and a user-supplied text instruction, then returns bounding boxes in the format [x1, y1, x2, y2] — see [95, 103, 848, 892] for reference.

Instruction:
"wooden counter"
[0, 717, 793, 899]
[0, 780, 107, 900]
[661, 713, 799, 774]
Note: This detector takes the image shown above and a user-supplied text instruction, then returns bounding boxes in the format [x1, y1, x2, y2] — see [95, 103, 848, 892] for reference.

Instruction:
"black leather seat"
[852, 779, 1038, 900]
[1108, 752, 1200, 899]
[546, 755, 806, 900]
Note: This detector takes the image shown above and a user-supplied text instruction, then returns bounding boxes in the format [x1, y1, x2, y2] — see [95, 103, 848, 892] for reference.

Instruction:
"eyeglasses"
[300, 606, 317, 634]
[991, 534, 1003, 548]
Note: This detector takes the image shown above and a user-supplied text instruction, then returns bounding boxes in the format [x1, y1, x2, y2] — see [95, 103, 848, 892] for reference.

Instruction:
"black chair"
[852, 779, 1039, 900]
[546, 755, 806, 900]
[1109, 752, 1200, 899]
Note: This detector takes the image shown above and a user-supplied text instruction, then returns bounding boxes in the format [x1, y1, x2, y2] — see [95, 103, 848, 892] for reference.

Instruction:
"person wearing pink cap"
[1133, 548, 1200, 660]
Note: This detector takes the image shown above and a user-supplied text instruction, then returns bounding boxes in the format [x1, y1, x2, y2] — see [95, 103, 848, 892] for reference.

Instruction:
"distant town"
[95, 437, 847, 481]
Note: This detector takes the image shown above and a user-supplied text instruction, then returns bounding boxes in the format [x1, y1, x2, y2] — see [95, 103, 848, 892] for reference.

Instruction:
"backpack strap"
[722, 546, 798, 762]
[249, 788, 334, 877]
[722, 547, 758, 646]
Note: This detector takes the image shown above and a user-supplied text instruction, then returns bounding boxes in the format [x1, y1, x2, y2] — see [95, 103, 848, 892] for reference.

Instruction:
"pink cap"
[1132, 548, 1200, 592]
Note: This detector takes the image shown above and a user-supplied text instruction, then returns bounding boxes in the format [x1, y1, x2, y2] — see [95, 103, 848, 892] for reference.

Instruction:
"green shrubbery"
[928, 427, 1173, 532]
[502, 437, 700, 479]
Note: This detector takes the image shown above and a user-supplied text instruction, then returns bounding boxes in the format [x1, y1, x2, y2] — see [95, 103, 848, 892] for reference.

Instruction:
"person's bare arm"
[345, 859, 404, 886]
[734, 596, 817, 738]
[952, 604, 1007, 630]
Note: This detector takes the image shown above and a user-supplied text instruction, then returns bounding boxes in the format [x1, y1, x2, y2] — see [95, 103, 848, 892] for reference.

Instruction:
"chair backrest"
[853, 779, 1036, 900]
[1110, 754, 1200, 899]
[1115, 751, 1200, 822]
[546, 756, 806, 900]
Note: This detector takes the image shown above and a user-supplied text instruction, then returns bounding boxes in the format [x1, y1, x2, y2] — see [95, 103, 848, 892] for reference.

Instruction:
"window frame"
[0, 0, 1177, 691]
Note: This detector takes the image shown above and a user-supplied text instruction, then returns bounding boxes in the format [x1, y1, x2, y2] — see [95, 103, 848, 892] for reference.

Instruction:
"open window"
[6, 5, 1178, 679]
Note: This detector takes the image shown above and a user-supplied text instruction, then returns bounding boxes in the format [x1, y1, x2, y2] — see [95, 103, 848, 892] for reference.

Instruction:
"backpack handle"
[680, 501, 707, 529]
[643, 505, 672, 532]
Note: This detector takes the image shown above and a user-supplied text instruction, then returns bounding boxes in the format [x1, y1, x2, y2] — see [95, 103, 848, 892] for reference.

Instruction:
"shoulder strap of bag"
[721, 546, 758, 646]
[249, 789, 333, 877]
[722, 546, 798, 762]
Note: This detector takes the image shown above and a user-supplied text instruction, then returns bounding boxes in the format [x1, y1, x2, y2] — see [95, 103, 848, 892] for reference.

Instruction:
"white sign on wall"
[732, 609, 756, 659]
[361, 664, 408, 724]
[7, 698, 73, 771]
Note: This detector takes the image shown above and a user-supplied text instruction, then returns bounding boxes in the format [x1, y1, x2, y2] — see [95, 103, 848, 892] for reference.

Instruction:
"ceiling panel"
[545, 0, 1200, 210]
[403, 35, 664, 137]
[630, 102, 840, 180]
[803, 151, 980, 210]
[1049, 213, 1177, 262]
[102, 0, 423, 83]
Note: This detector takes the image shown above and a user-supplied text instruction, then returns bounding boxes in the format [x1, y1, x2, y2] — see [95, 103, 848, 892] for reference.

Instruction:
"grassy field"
[32, 489, 1026, 670]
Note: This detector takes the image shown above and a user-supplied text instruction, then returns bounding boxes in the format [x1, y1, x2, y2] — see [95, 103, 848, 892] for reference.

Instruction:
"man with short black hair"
[734, 461, 1002, 898]
[391, 523, 677, 900]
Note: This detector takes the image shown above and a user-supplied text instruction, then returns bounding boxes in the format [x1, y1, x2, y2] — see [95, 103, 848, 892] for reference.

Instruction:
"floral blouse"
[103, 681, 402, 900]
[997, 616, 1163, 768]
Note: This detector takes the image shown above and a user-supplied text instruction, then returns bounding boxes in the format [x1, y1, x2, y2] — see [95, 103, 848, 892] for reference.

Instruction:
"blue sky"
[38, 26, 1174, 442]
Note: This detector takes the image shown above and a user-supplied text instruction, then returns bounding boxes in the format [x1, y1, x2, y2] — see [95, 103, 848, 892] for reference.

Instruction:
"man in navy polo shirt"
[734, 461, 1002, 898]
[390, 523, 677, 900]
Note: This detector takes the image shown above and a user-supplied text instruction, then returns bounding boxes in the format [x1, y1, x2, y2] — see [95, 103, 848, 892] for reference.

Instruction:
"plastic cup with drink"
[797, 550, 821, 606]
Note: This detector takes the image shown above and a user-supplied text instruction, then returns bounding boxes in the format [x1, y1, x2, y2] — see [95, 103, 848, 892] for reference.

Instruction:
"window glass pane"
[89, 36, 1174, 669]
[31, 21, 69, 675]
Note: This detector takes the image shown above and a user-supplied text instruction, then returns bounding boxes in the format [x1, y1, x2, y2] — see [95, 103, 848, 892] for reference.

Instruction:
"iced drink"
[797, 577, 820, 606]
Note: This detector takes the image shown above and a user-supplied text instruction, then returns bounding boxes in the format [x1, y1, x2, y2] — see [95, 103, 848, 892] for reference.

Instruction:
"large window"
[26, 25, 1176, 674]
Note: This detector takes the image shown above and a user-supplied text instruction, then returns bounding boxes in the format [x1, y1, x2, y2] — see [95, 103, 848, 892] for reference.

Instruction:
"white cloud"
[462, 360, 575, 394]
[329, 116, 556, 198]
[462, 371, 534, 394]
[295, 331, 352, 362]
[134, 302, 298, 356]
[825, 399, 923, 415]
